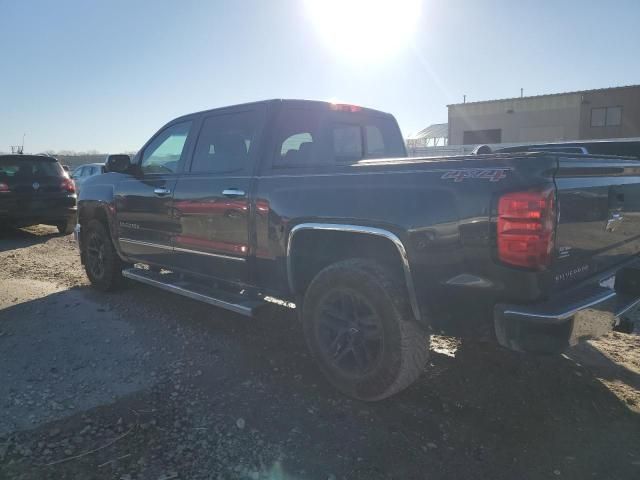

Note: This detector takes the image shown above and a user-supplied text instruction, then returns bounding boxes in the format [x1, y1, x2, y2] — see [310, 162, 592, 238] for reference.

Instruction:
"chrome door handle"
[222, 189, 246, 198]
[153, 187, 171, 195]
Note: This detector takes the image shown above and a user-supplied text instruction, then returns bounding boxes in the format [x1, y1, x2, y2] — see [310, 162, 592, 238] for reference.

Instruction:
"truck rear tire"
[302, 259, 429, 401]
[83, 219, 124, 291]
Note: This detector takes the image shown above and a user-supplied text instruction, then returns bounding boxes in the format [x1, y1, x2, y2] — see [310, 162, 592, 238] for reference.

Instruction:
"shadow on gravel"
[1, 282, 639, 479]
[221, 310, 640, 479]
[0, 286, 157, 437]
[569, 341, 640, 392]
[0, 225, 62, 252]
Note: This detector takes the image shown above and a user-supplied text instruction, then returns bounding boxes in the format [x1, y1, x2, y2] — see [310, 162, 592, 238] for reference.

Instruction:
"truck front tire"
[302, 259, 429, 401]
[83, 219, 124, 291]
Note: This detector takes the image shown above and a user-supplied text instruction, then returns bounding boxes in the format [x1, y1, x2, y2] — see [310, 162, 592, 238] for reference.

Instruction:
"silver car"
[71, 162, 106, 193]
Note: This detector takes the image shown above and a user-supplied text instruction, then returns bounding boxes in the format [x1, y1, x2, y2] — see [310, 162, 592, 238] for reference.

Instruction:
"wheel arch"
[286, 223, 422, 323]
[78, 200, 120, 261]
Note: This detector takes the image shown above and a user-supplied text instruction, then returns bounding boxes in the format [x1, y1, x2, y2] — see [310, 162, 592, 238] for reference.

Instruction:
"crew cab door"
[170, 107, 265, 284]
[115, 120, 194, 265]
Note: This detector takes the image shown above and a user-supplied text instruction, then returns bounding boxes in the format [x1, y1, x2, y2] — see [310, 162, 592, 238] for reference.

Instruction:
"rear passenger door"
[170, 106, 266, 284]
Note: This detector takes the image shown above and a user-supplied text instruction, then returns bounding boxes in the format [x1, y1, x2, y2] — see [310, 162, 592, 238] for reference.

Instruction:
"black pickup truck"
[76, 99, 640, 401]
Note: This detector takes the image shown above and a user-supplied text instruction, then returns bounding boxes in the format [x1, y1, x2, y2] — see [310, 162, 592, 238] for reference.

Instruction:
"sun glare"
[305, 0, 422, 62]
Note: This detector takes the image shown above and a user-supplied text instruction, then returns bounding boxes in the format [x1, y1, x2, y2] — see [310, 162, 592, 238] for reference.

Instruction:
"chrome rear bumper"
[495, 269, 640, 353]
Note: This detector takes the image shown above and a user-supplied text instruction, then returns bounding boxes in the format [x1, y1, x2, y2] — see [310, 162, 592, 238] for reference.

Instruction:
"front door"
[115, 120, 194, 266]
[171, 107, 265, 284]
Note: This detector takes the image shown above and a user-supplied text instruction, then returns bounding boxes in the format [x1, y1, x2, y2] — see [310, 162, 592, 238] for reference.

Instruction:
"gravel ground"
[1, 225, 639, 480]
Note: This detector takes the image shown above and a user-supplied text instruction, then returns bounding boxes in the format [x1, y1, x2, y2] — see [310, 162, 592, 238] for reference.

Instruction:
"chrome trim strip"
[615, 295, 640, 318]
[173, 246, 246, 262]
[286, 223, 421, 322]
[118, 238, 172, 251]
[501, 290, 617, 322]
[118, 238, 246, 262]
[122, 268, 254, 317]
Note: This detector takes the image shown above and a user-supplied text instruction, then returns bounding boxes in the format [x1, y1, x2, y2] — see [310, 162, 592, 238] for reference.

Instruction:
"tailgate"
[552, 156, 640, 287]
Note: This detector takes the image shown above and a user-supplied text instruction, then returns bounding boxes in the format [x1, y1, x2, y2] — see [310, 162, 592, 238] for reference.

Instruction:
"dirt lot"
[1, 226, 639, 480]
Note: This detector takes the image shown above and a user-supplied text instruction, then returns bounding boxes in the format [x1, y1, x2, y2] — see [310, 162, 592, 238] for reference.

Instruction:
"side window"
[273, 108, 324, 168]
[281, 133, 313, 156]
[190, 110, 261, 174]
[333, 124, 363, 162]
[141, 121, 192, 174]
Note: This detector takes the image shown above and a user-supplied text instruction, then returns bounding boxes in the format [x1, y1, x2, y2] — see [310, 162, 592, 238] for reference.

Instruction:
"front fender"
[77, 177, 121, 261]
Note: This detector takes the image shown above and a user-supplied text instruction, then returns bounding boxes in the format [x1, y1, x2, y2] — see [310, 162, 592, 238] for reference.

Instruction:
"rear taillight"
[0, 182, 9, 193]
[61, 178, 76, 193]
[497, 188, 556, 269]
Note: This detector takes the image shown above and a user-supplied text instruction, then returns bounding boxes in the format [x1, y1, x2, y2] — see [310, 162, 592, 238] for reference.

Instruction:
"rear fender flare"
[286, 223, 421, 322]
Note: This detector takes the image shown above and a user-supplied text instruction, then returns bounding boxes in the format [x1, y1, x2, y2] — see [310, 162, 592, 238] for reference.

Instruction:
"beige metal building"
[448, 85, 640, 145]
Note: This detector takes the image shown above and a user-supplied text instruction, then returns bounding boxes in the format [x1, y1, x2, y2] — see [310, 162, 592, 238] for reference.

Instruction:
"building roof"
[447, 84, 640, 108]
[410, 123, 448, 140]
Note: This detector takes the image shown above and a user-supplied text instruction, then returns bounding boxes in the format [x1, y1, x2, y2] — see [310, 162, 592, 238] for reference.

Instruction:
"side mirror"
[105, 154, 132, 173]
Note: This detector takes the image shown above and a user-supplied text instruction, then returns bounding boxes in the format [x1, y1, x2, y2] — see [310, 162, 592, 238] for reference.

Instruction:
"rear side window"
[0, 158, 63, 179]
[272, 107, 406, 169]
[273, 108, 324, 168]
[190, 110, 261, 174]
[281, 133, 313, 156]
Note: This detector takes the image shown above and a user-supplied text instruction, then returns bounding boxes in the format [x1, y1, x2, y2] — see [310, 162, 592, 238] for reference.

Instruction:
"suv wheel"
[83, 219, 124, 291]
[302, 259, 429, 401]
[56, 218, 75, 235]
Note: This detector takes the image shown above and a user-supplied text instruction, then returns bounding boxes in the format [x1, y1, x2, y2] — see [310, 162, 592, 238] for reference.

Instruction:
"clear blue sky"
[1, 0, 639, 153]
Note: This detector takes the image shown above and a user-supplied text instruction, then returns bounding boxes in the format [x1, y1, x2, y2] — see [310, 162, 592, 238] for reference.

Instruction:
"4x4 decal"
[441, 167, 511, 182]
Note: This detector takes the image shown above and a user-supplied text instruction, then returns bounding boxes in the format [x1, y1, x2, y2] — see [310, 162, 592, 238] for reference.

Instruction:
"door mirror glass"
[105, 154, 131, 173]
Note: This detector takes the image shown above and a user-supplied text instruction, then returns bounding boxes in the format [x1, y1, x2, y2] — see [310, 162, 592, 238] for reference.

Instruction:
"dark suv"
[0, 154, 77, 234]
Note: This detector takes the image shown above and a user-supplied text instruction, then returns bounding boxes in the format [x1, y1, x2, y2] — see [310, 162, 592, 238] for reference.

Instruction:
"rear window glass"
[333, 123, 363, 161]
[0, 158, 63, 179]
[331, 116, 405, 163]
